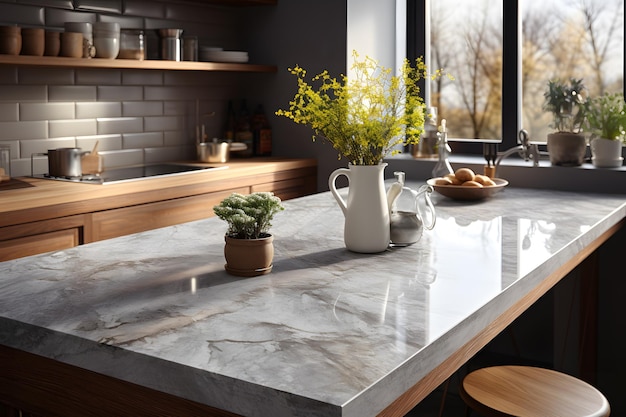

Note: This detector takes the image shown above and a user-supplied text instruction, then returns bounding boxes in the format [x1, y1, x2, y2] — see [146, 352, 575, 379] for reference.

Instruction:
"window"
[408, 0, 624, 151]
[521, 0, 624, 143]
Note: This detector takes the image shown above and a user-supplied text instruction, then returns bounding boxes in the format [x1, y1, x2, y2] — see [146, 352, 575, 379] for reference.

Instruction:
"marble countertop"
[1, 183, 625, 417]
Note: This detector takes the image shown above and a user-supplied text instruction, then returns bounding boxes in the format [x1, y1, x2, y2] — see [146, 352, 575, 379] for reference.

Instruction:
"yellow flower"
[277, 51, 444, 165]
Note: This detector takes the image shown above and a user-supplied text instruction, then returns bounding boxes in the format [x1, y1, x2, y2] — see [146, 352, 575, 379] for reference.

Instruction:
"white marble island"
[1, 184, 625, 417]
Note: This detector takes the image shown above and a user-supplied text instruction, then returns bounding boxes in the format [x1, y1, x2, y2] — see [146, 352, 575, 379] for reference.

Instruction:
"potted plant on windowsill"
[542, 78, 587, 166]
[584, 92, 625, 168]
[213, 192, 284, 277]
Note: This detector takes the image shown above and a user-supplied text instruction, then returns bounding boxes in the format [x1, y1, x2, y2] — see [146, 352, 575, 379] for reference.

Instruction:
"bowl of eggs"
[427, 168, 508, 201]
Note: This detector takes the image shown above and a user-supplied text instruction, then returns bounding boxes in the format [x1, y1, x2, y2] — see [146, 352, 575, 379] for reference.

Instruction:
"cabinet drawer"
[86, 187, 249, 242]
[251, 176, 316, 201]
[0, 228, 80, 261]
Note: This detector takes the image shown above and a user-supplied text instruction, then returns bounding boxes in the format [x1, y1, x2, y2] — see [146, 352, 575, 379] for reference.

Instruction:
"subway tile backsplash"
[0, 0, 245, 177]
[20, 102, 75, 121]
[76, 102, 122, 119]
[74, 0, 122, 14]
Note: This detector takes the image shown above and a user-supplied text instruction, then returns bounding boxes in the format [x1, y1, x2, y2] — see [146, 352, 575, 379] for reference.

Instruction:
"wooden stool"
[460, 365, 610, 417]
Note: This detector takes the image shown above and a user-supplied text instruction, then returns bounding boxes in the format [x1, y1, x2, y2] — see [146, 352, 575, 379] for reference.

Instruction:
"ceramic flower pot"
[224, 234, 274, 277]
[590, 137, 623, 168]
[547, 132, 587, 167]
[328, 163, 390, 253]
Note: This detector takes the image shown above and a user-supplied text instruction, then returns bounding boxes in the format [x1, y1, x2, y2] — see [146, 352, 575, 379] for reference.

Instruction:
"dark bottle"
[234, 100, 253, 157]
[252, 104, 272, 156]
[224, 100, 236, 140]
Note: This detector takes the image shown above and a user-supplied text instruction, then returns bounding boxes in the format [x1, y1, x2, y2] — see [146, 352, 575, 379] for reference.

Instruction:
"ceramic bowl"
[94, 36, 119, 59]
[427, 177, 508, 201]
[94, 22, 120, 34]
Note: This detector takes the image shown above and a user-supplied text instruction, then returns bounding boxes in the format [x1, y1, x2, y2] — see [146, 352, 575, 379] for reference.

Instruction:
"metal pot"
[198, 141, 229, 163]
[197, 141, 247, 163]
[48, 148, 85, 178]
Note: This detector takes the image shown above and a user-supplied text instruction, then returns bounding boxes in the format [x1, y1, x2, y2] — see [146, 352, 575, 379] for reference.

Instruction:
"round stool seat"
[460, 365, 610, 417]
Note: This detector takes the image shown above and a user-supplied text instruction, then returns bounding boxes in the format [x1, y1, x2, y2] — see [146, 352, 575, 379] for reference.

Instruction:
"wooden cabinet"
[86, 166, 317, 243]
[0, 160, 317, 260]
[86, 187, 248, 242]
[0, 216, 84, 262]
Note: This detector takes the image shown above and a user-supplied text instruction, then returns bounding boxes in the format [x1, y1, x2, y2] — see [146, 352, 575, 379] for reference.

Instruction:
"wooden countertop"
[0, 158, 317, 229]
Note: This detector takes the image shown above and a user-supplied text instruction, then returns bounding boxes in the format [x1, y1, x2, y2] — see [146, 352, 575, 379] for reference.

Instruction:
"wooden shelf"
[0, 54, 277, 72]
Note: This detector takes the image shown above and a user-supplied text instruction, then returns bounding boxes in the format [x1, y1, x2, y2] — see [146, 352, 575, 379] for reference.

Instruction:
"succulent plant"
[213, 192, 284, 239]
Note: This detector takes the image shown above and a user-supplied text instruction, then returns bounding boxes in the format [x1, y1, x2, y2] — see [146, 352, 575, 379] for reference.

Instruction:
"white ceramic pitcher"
[329, 163, 390, 253]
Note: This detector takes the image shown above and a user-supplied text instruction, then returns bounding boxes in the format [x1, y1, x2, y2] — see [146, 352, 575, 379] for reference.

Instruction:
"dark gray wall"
[242, 0, 349, 191]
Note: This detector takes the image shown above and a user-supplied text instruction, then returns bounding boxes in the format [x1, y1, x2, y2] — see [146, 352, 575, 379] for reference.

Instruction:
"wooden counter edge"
[377, 218, 624, 417]
[0, 159, 318, 229]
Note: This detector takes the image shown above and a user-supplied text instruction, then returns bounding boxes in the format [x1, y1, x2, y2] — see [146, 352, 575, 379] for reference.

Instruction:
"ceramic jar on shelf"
[0, 25, 21, 55]
[44, 30, 60, 56]
[64, 22, 95, 58]
[60, 32, 83, 58]
[20, 28, 44, 56]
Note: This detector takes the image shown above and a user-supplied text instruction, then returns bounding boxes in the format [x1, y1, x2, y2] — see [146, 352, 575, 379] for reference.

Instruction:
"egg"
[455, 167, 475, 182]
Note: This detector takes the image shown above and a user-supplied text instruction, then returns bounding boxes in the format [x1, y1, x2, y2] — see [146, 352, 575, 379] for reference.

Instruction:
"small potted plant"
[213, 192, 284, 277]
[584, 92, 625, 168]
[542, 78, 587, 166]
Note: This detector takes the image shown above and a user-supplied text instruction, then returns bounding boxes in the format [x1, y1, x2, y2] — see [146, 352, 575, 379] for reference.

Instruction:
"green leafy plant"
[276, 51, 448, 165]
[584, 92, 626, 141]
[213, 192, 284, 239]
[542, 78, 587, 133]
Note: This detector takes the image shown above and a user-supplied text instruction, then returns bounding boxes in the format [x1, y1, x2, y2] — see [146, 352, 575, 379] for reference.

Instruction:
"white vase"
[590, 137, 623, 168]
[328, 163, 390, 253]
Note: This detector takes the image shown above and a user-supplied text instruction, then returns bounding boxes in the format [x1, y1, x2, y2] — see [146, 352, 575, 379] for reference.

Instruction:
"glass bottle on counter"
[252, 104, 272, 156]
[234, 100, 254, 157]
[432, 119, 454, 178]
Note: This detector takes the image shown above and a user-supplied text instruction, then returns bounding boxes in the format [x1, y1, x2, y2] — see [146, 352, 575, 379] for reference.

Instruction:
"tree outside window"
[421, 0, 623, 146]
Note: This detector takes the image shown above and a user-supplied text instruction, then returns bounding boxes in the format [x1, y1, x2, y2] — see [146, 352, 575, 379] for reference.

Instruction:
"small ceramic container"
[94, 22, 120, 33]
[20, 28, 44, 56]
[0, 25, 22, 55]
[44, 31, 60, 56]
[94, 36, 119, 59]
[64, 22, 94, 58]
[60, 32, 83, 58]
[93, 22, 120, 59]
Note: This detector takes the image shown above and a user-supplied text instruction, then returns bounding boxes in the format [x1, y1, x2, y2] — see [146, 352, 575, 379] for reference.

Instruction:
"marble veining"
[1, 183, 624, 417]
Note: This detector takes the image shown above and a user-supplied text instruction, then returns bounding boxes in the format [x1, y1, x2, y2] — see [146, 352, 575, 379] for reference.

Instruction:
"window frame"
[407, 0, 529, 152]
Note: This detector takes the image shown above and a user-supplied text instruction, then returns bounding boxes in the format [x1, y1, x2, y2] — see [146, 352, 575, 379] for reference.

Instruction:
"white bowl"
[200, 50, 249, 63]
[94, 22, 120, 33]
[94, 37, 119, 59]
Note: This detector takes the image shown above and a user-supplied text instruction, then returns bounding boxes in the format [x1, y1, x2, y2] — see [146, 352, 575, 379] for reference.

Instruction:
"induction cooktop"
[37, 163, 228, 184]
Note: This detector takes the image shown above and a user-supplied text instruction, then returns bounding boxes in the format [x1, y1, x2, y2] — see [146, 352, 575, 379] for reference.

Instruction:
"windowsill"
[385, 153, 626, 195]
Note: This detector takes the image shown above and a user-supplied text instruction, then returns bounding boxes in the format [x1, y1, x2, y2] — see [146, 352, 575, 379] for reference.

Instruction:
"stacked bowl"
[94, 22, 120, 59]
